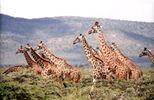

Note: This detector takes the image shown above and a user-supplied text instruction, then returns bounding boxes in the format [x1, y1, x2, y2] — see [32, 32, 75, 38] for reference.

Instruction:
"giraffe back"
[3, 65, 24, 74]
[111, 43, 143, 79]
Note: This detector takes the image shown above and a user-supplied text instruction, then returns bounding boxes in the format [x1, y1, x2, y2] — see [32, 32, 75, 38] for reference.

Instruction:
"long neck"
[43, 45, 53, 55]
[113, 45, 126, 58]
[42, 45, 63, 64]
[98, 31, 111, 52]
[97, 30, 116, 60]
[30, 47, 49, 67]
[81, 36, 96, 64]
[23, 51, 36, 67]
[146, 50, 154, 64]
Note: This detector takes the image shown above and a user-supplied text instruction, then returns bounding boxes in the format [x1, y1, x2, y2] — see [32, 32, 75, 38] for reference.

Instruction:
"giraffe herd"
[3, 21, 154, 86]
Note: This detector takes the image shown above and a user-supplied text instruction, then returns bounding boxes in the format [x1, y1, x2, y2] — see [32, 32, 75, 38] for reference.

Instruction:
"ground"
[0, 66, 154, 100]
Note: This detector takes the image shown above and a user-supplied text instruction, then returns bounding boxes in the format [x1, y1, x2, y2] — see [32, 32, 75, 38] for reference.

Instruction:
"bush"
[0, 83, 31, 100]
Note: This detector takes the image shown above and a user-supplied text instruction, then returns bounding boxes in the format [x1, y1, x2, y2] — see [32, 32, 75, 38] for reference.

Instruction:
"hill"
[0, 14, 154, 66]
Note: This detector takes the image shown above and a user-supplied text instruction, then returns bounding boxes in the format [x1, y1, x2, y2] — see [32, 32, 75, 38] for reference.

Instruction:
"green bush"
[0, 67, 154, 100]
[0, 83, 31, 100]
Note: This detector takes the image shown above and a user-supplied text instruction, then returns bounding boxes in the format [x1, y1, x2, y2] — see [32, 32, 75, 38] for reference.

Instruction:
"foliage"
[0, 67, 154, 100]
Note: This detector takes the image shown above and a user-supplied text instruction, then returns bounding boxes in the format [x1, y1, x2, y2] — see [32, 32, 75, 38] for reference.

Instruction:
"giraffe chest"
[87, 58, 107, 76]
[92, 67, 107, 79]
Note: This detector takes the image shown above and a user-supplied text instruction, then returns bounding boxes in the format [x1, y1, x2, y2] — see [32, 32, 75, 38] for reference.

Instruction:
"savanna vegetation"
[0, 66, 154, 100]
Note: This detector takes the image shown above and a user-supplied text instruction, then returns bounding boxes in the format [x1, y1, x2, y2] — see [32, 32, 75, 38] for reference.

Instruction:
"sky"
[1, 0, 154, 22]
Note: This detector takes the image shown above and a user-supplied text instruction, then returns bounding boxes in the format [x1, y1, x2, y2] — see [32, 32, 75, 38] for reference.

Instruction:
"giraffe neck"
[30, 48, 49, 67]
[43, 45, 53, 55]
[42, 45, 63, 65]
[23, 51, 36, 67]
[81, 36, 97, 65]
[112, 45, 126, 60]
[97, 31, 116, 61]
[146, 50, 154, 64]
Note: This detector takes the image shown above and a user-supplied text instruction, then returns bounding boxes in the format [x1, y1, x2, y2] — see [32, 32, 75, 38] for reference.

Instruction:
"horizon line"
[1, 13, 154, 23]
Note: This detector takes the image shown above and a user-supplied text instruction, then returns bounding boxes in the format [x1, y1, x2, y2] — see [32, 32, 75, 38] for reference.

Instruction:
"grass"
[0, 66, 154, 100]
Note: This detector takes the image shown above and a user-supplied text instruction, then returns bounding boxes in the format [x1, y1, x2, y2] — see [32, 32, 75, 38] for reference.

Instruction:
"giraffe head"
[139, 47, 149, 57]
[88, 21, 102, 35]
[16, 45, 28, 54]
[34, 41, 45, 51]
[73, 34, 83, 45]
[24, 43, 33, 51]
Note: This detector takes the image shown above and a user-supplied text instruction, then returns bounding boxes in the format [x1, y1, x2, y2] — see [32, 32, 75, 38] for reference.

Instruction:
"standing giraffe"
[35, 41, 81, 83]
[73, 34, 114, 85]
[139, 47, 154, 64]
[111, 42, 143, 79]
[88, 21, 131, 80]
[15, 45, 42, 75]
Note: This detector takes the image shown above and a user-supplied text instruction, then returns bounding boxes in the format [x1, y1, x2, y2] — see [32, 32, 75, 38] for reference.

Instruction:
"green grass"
[0, 67, 154, 100]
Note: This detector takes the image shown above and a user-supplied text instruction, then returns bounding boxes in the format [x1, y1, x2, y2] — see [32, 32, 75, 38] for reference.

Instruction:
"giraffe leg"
[127, 70, 131, 80]
[106, 73, 113, 85]
[89, 78, 97, 100]
[42, 70, 48, 78]
[90, 78, 96, 93]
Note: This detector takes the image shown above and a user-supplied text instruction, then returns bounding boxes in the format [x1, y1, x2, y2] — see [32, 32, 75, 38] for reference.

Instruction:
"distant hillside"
[0, 14, 154, 66]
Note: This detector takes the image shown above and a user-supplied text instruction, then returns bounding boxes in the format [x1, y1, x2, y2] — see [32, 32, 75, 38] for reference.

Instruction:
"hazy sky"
[1, 0, 154, 22]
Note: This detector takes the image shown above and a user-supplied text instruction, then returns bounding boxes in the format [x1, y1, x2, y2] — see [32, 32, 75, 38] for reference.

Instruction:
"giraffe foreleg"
[90, 78, 97, 93]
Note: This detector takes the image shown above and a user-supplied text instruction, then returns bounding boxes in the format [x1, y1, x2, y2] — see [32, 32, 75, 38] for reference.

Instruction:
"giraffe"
[111, 42, 143, 79]
[26, 43, 81, 83]
[73, 34, 114, 85]
[139, 47, 154, 64]
[25, 43, 55, 69]
[88, 21, 131, 80]
[24, 44, 67, 84]
[35, 41, 81, 83]
[3, 65, 24, 75]
[35, 41, 72, 69]
[14, 46, 42, 75]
